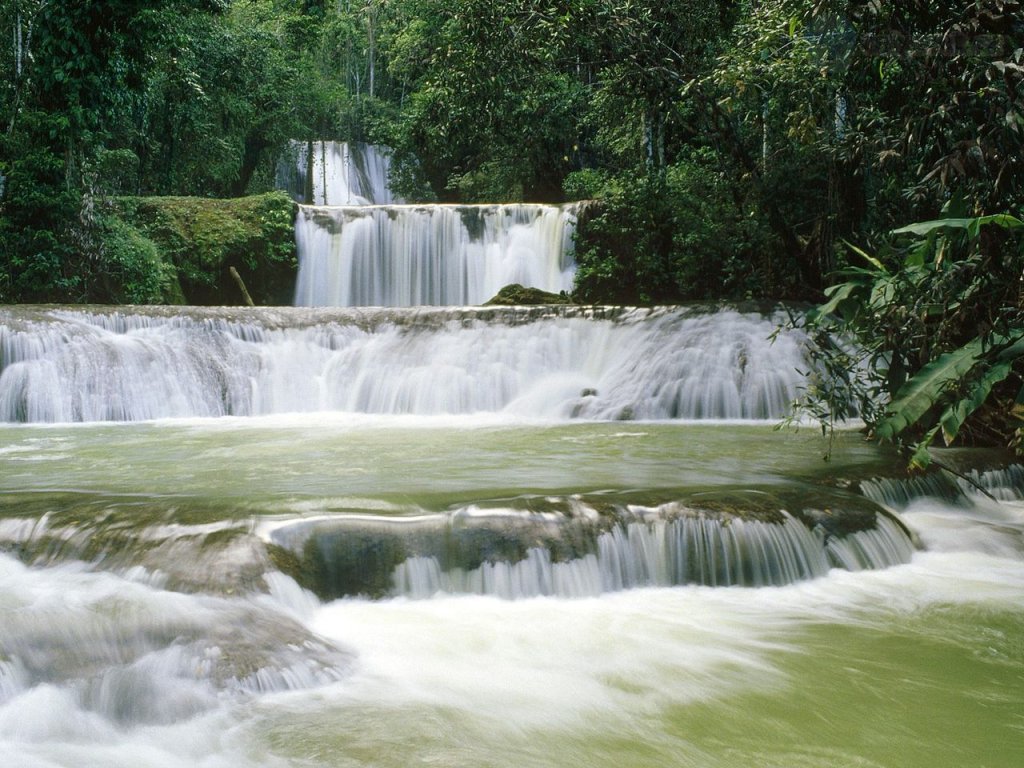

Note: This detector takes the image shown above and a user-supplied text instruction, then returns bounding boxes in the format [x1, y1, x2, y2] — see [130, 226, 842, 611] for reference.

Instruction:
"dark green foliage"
[89, 214, 179, 304]
[797, 212, 1024, 465]
[0, 111, 80, 302]
[381, 0, 592, 201]
[572, 151, 778, 305]
[0, 0, 233, 302]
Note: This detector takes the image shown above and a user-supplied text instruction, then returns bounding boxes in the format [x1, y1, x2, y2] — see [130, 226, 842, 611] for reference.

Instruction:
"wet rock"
[483, 283, 572, 306]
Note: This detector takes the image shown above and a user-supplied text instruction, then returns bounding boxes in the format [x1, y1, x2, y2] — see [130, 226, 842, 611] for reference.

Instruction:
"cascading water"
[276, 140, 396, 205]
[0, 305, 807, 422]
[278, 139, 579, 307]
[261, 502, 914, 601]
[0, 302, 922, 599]
[293, 203, 579, 307]
[859, 462, 1024, 557]
[3, 297, 1024, 766]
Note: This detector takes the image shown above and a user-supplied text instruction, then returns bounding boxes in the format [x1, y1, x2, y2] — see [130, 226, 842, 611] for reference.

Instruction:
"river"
[0, 305, 1022, 766]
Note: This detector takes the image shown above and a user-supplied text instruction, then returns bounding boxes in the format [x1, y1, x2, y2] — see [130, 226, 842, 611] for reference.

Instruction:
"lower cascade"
[0, 305, 811, 423]
[261, 499, 916, 600]
[0, 490, 916, 602]
[293, 203, 578, 307]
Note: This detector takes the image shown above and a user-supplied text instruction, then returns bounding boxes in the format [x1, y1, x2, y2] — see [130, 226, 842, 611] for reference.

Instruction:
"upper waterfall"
[276, 140, 396, 206]
[293, 203, 578, 307]
[277, 140, 579, 308]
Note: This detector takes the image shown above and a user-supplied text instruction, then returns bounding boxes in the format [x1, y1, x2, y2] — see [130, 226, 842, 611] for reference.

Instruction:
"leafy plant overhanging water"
[791, 211, 1024, 467]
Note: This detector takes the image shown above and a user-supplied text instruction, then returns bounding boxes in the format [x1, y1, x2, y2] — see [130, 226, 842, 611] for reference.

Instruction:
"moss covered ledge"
[114, 192, 298, 306]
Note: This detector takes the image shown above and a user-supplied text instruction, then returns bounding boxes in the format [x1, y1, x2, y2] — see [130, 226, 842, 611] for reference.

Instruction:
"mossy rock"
[483, 283, 572, 306]
[114, 192, 298, 305]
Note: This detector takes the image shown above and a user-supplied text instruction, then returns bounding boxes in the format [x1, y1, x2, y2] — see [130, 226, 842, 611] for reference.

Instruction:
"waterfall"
[276, 140, 578, 308]
[276, 140, 396, 205]
[0, 305, 811, 423]
[261, 501, 916, 600]
[860, 464, 1024, 510]
[293, 203, 578, 307]
[388, 516, 867, 599]
[390, 516, 916, 599]
[859, 464, 1024, 558]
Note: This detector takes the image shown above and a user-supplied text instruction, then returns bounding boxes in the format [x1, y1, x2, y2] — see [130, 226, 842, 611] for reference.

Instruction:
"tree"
[378, 0, 592, 200]
[0, 0, 227, 301]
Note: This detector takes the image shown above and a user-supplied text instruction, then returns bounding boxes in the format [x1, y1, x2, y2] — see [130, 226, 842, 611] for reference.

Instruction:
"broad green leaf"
[939, 361, 1013, 445]
[868, 275, 895, 310]
[875, 338, 986, 441]
[908, 426, 940, 471]
[970, 214, 1023, 236]
[1011, 383, 1024, 426]
[893, 214, 1023, 238]
[812, 279, 864, 319]
[996, 333, 1024, 362]
[905, 237, 931, 267]
[893, 218, 975, 236]
[841, 238, 887, 273]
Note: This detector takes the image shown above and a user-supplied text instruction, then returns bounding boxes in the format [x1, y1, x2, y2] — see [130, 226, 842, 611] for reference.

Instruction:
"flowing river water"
[0, 304, 1022, 766]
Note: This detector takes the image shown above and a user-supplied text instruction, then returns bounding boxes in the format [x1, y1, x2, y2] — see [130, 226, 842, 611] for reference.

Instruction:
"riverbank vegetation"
[1, 0, 1022, 453]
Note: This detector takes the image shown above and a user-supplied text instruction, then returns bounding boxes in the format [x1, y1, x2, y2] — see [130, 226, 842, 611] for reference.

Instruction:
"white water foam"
[307, 543, 1024, 734]
[0, 554, 350, 728]
[1, 510, 1022, 767]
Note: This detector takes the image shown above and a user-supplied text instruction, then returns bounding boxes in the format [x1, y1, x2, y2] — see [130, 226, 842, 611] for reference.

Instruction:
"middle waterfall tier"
[0, 305, 810, 423]
[294, 203, 578, 307]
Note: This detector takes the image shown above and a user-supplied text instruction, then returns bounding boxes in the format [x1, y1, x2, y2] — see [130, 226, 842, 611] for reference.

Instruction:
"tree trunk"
[304, 139, 314, 204]
[15, 12, 23, 77]
[232, 135, 267, 197]
[366, 1, 375, 99]
[643, 107, 666, 171]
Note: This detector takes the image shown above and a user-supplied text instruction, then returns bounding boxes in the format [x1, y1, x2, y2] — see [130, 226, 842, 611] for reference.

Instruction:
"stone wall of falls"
[276, 140, 396, 206]
[293, 203, 578, 307]
[0, 306, 810, 423]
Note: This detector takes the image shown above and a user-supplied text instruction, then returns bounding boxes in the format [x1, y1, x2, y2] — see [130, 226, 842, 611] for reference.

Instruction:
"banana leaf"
[939, 361, 1013, 445]
[810, 279, 866, 321]
[874, 338, 986, 441]
[893, 214, 1023, 239]
[908, 426, 941, 471]
[877, 331, 1024, 443]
